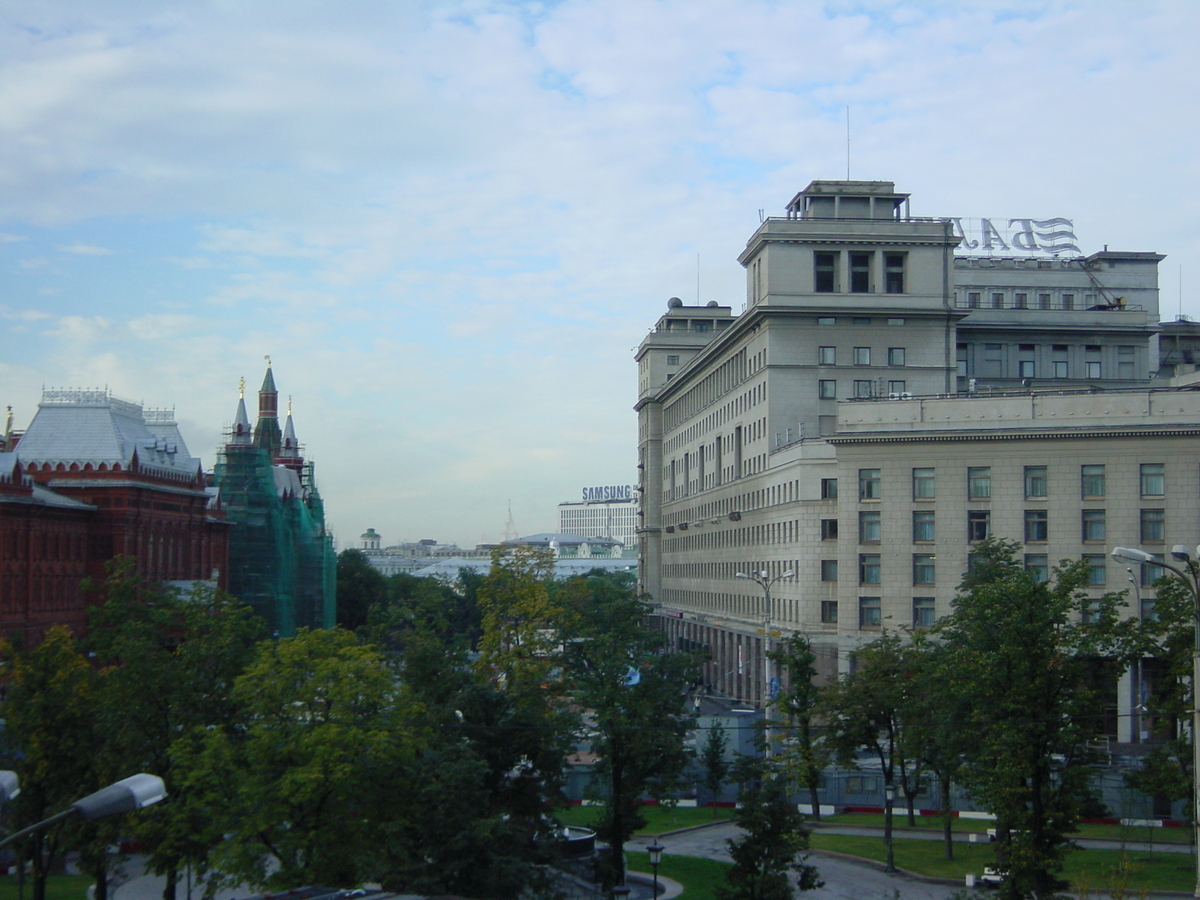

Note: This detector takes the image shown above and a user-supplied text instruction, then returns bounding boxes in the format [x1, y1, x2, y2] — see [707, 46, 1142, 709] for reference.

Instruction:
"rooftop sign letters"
[950, 218, 1080, 256]
[582, 485, 634, 502]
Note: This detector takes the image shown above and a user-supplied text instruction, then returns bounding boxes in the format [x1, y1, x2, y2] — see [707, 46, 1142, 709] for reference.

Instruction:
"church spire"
[253, 356, 282, 457]
[275, 395, 304, 473]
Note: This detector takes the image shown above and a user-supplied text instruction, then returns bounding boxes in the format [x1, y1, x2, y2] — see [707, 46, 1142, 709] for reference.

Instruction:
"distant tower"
[253, 356, 282, 458]
[230, 378, 252, 445]
[275, 396, 304, 473]
[502, 501, 518, 541]
[361, 528, 382, 551]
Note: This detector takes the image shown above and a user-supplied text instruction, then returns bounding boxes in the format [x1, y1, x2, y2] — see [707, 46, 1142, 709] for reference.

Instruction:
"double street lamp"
[734, 568, 795, 711]
[1111, 544, 1200, 900]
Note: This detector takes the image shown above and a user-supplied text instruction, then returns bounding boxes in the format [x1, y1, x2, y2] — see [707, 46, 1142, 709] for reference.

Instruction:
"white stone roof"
[16, 390, 201, 479]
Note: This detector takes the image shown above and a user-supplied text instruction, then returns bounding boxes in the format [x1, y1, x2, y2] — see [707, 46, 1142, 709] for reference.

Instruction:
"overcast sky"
[2, 0, 1197, 550]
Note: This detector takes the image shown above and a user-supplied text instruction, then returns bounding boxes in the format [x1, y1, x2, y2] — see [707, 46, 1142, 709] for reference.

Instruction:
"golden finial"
[264, 354, 272, 367]
[287, 395, 293, 415]
[238, 377, 245, 398]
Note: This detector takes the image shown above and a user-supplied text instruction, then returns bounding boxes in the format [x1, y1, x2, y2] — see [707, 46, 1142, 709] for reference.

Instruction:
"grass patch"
[809, 833, 1196, 894]
[0, 875, 92, 900]
[627, 851, 730, 900]
[558, 804, 732, 834]
[820, 812, 1190, 844]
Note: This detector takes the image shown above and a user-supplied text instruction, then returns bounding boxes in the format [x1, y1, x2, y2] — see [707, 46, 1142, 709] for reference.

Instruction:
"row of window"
[834, 506, 1143, 544]
[816, 346, 906, 367]
[846, 463, 1165, 502]
[819, 379, 908, 400]
[956, 291, 1096, 310]
[814, 251, 906, 294]
[822, 550, 1128, 589]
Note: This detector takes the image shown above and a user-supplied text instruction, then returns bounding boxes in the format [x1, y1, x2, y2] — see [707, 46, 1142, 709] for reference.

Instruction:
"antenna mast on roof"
[846, 106, 851, 180]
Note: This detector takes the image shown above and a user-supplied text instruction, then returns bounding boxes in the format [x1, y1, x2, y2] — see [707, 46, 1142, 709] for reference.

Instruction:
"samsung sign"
[582, 485, 634, 502]
[950, 217, 1080, 256]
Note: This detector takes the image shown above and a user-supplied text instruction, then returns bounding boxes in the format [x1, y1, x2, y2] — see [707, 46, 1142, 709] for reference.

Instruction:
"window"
[1085, 361, 1101, 378]
[1025, 554, 1049, 583]
[968, 510, 991, 541]
[884, 253, 905, 293]
[888, 318, 905, 326]
[818, 345, 836, 365]
[1014, 292, 1028, 308]
[818, 316, 836, 325]
[888, 380, 906, 395]
[912, 468, 935, 499]
[1024, 509, 1048, 542]
[1141, 554, 1165, 587]
[859, 468, 881, 500]
[859, 511, 881, 542]
[913, 510, 935, 542]
[968, 467, 991, 500]
[1053, 360, 1068, 378]
[1019, 360, 1036, 378]
[854, 346, 871, 366]
[852, 317, 871, 325]
[821, 518, 839, 540]
[1062, 293, 1075, 310]
[819, 559, 839, 582]
[820, 600, 839, 624]
[818, 379, 837, 399]
[860, 554, 881, 584]
[1024, 466, 1047, 498]
[1140, 463, 1165, 497]
[1081, 465, 1105, 498]
[1082, 509, 1106, 542]
[1084, 554, 1106, 586]
[991, 292, 1004, 309]
[814, 252, 837, 292]
[859, 596, 882, 628]
[820, 478, 838, 499]
[913, 554, 936, 585]
[967, 291, 981, 308]
[1141, 508, 1165, 543]
[913, 597, 936, 629]
[666, 355, 680, 365]
[888, 347, 905, 366]
[850, 252, 872, 293]
[1038, 293, 1051, 309]
[853, 380, 874, 398]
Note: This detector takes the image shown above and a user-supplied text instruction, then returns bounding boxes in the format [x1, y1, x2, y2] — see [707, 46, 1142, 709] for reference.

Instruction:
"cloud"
[57, 242, 113, 255]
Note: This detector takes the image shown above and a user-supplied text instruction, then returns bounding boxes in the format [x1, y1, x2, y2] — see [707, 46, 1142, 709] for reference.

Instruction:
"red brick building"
[0, 390, 227, 646]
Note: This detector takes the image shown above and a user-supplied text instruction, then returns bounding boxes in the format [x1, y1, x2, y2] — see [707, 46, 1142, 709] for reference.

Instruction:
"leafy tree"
[335, 548, 387, 631]
[716, 768, 821, 900]
[820, 631, 919, 868]
[563, 577, 698, 888]
[85, 561, 264, 900]
[0, 626, 100, 900]
[699, 721, 731, 812]
[191, 628, 415, 890]
[934, 538, 1137, 900]
[768, 634, 829, 822]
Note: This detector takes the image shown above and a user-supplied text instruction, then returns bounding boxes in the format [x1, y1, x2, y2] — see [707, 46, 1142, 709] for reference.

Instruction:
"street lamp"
[1112, 544, 1200, 899]
[0, 772, 18, 803]
[883, 783, 897, 874]
[647, 841, 664, 899]
[0, 774, 167, 852]
[735, 569, 795, 727]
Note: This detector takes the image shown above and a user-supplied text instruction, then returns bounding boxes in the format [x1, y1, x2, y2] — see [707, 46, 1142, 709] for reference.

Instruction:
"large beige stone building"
[635, 180, 1192, 742]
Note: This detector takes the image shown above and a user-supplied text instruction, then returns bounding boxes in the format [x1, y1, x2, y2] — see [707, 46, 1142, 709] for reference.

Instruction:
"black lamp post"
[883, 783, 896, 873]
[648, 841, 664, 899]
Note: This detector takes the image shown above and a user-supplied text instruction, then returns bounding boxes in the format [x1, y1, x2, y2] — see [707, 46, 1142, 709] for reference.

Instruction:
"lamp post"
[735, 568, 795, 751]
[647, 841, 664, 899]
[1112, 544, 1200, 899]
[0, 774, 167, 852]
[883, 782, 896, 874]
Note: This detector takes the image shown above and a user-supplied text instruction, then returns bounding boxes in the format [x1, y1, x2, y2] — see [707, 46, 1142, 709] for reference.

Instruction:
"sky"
[2, 0, 1198, 550]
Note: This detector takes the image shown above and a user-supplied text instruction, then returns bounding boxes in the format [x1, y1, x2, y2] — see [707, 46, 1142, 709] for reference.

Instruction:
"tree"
[563, 577, 698, 888]
[85, 561, 264, 900]
[0, 626, 101, 900]
[768, 635, 829, 822]
[335, 548, 387, 631]
[934, 538, 1137, 900]
[716, 769, 821, 900]
[820, 631, 920, 870]
[699, 721, 731, 813]
[190, 628, 415, 890]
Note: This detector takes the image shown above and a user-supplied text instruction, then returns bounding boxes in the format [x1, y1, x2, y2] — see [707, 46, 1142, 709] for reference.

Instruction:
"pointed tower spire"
[230, 376, 252, 446]
[253, 356, 282, 457]
[275, 395, 304, 473]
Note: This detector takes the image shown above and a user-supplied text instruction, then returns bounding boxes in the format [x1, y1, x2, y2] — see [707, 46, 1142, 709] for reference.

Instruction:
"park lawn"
[809, 833, 1195, 894]
[0, 875, 92, 900]
[627, 851, 730, 900]
[820, 811, 1191, 844]
[558, 804, 733, 834]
